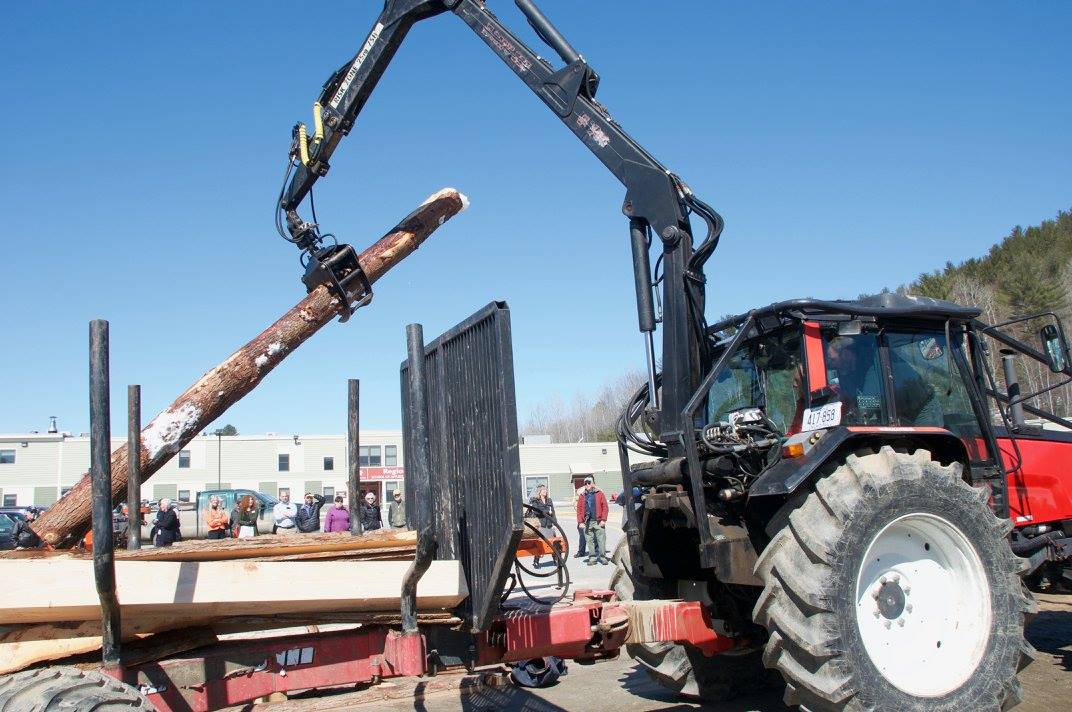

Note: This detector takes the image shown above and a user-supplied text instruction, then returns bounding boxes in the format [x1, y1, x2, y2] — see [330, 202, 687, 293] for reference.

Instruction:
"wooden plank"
[32, 188, 469, 549]
[0, 559, 467, 626]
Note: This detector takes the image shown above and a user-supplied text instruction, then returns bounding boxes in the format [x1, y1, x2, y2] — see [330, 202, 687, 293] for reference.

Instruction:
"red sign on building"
[361, 466, 405, 481]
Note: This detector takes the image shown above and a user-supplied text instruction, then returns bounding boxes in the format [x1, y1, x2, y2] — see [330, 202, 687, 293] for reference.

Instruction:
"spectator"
[203, 495, 230, 540]
[361, 491, 382, 531]
[296, 492, 326, 533]
[231, 494, 259, 538]
[112, 504, 129, 540]
[273, 491, 299, 536]
[572, 481, 588, 559]
[151, 498, 181, 547]
[528, 484, 557, 567]
[14, 507, 42, 549]
[323, 496, 351, 533]
[575, 477, 609, 566]
[388, 489, 406, 528]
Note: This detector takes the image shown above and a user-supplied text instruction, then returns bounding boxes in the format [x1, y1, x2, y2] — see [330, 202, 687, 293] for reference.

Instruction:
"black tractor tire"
[0, 666, 153, 711]
[754, 446, 1034, 712]
[610, 538, 771, 701]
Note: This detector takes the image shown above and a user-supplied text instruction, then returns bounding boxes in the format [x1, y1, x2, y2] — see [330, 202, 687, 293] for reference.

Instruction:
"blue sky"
[1, 1, 1069, 436]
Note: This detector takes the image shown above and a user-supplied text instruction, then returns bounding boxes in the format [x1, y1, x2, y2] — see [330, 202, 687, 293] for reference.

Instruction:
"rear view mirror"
[1040, 324, 1069, 373]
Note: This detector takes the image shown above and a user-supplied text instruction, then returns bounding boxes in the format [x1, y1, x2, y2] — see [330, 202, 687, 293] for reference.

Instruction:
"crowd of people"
[12, 480, 634, 557]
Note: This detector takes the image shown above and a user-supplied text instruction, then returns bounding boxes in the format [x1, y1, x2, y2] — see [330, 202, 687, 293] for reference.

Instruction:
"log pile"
[1, 189, 474, 674]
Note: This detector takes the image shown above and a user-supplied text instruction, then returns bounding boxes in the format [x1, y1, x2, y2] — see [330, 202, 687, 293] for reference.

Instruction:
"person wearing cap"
[272, 491, 299, 535]
[575, 477, 609, 565]
[14, 507, 42, 549]
[388, 489, 406, 528]
[296, 492, 326, 533]
[360, 491, 383, 531]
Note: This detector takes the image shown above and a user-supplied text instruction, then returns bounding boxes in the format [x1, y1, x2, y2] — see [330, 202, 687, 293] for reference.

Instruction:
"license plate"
[801, 401, 842, 432]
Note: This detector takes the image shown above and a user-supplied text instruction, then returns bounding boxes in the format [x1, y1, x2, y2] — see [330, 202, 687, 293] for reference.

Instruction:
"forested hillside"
[903, 207, 1072, 419]
[906, 209, 1072, 326]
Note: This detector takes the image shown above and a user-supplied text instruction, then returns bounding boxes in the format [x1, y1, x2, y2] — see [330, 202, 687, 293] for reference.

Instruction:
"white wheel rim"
[854, 513, 992, 697]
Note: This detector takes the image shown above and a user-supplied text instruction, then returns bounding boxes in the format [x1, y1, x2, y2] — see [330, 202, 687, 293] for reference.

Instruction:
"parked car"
[0, 506, 47, 522]
[140, 489, 279, 541]
[0, 514, 15, 550]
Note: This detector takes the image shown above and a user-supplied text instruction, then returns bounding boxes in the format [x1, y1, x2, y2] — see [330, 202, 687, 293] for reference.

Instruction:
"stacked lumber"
[113, 528, 418, 562]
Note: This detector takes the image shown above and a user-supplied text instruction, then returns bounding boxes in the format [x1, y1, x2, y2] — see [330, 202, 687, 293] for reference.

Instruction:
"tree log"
[33, 188, 468, 548]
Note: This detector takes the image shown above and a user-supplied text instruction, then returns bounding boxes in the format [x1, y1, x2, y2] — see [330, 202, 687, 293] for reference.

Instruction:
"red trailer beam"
[107, 593, 736, 711]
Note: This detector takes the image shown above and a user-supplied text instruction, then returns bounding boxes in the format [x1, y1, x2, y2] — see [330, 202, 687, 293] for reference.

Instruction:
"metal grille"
[400, 301, 523, 632]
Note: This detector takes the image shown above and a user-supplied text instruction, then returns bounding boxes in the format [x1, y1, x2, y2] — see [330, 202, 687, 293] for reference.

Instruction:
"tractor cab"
[701, 294, 1010, 485]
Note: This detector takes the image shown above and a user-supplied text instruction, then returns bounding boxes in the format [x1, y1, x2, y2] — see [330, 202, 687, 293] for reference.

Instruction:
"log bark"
[32, 189, 468, 548]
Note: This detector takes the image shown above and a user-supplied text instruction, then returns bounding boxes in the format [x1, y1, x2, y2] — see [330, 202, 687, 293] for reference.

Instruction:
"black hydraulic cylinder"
[348, 378, 363, 535]
[90, 320, 121, 666]
[400, 323, 435, 633]
[629, 218, 656, 334]
[514, 0, 580, 65]
[1001, 352, 1026, 429]
[127, 385, 141, 551]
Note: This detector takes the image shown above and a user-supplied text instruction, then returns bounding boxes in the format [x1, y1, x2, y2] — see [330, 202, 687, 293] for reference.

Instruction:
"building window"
[323, 456, 334, 471]
[178, 489, 191, 503]
[278, 453, 290, 472]
[0, 450, 14, 465]
[279, 486, 291, 500]
[385, 480, 400, 499]
[2, 494, 15, 507]
[385, 445, 397, 467]
[323, 486, 335, 500]
[359, 445, 381, 467]
[177, 450, 190, 468]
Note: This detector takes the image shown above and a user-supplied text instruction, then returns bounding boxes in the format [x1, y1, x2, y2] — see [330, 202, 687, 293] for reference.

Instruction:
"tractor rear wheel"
[610, 538, 771, 701]
[0, 666, 152, 711]
[754, 446, 1033, 711]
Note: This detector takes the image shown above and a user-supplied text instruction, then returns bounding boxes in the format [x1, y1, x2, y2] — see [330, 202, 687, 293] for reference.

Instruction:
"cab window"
[823, 332, 889, 425]
[707, 329, 804, 434]
[886, 331, 982, 455]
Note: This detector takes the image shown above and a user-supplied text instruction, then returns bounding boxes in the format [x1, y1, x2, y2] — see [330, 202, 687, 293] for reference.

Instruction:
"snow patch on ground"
[143, 403, 202, 459]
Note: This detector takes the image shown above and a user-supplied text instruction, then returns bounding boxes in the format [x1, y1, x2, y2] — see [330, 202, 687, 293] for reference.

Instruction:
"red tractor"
[612, 293, 1071, 710]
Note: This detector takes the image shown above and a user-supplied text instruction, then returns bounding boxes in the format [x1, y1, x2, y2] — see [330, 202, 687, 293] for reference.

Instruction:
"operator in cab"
[824, 334, 941, 426]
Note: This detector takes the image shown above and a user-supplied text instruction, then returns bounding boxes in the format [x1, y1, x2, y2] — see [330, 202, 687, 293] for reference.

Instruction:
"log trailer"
[5, 2, 1072, 711]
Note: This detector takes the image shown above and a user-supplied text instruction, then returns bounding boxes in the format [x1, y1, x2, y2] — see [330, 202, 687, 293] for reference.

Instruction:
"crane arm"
[279, 0, 724, 461]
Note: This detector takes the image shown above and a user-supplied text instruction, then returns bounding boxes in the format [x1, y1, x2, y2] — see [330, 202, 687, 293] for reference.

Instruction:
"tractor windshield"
[706, 329, 804, 434]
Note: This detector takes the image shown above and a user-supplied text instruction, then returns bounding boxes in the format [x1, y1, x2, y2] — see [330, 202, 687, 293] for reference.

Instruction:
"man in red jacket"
[575, 477, 609, 565]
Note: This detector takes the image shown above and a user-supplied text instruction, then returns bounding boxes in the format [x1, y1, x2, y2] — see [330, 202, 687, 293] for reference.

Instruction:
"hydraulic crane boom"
[278, 0, 724, 462]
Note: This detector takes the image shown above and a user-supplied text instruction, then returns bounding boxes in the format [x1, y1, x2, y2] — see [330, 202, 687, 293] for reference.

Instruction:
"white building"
[0, 431, 648, 508]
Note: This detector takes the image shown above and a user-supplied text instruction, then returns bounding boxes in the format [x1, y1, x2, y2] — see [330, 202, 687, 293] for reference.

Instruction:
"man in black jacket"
[14, 507, 41, 549]
[296, 493, 326, 533]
